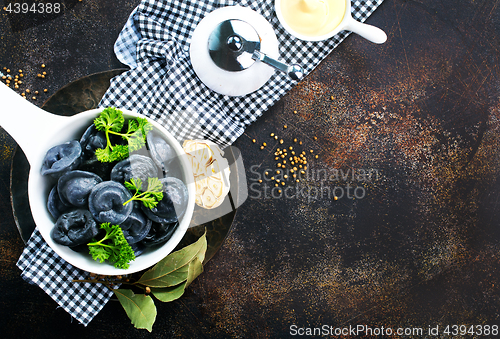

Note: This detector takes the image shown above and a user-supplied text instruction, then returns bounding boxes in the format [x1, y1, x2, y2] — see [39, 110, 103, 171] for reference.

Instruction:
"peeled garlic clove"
[207, 176, 223, 197]
[195, 191, 204, 206]
[191, 155, 202, 176]
[195, 177, 209, 193]
[200, 187, 217, 209]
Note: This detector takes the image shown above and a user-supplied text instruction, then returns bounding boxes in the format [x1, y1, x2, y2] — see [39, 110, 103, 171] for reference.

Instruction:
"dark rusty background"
[1, 0, 499, 338]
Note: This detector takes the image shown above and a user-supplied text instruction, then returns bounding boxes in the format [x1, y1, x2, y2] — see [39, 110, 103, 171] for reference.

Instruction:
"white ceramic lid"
[190, 6, 279, 97]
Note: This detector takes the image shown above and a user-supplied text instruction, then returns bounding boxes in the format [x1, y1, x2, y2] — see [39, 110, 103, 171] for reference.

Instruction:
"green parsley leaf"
[123, 177, 164, 209]
[94, 106, 124, 132]
[93, 107, 153, 162]
[87, 223, 136, 269]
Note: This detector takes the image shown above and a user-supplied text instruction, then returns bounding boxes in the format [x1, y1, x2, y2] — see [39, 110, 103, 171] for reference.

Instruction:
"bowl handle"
[344, 17, 387, 44]
[0, 83, 67, 163]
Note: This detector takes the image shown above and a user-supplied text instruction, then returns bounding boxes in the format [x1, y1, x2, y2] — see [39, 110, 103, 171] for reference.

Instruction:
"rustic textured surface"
[1, 0, 500, 338]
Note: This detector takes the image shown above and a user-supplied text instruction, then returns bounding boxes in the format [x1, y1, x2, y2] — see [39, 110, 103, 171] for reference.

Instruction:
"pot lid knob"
[208, 19, 261, 71]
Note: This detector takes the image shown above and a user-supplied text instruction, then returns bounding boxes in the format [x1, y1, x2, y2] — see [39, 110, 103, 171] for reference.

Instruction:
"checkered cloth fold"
[17, 0, 384, 326]
[100, 0, 384, 148]
[17, 229, 114, 326]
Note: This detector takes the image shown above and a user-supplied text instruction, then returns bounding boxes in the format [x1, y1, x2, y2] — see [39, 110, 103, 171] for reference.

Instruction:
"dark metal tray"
[9, 69, 240, 263]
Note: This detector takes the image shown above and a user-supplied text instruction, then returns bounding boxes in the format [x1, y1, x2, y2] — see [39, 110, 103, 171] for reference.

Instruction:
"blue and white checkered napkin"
[17, 0, 384, 326]
[100, 0, 384, 148]
[17, 228, 114, 326]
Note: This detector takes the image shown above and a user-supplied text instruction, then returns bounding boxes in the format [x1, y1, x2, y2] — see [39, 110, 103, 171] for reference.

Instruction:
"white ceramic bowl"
[275, 0, 387, 43]
[0, 83, 195, 275]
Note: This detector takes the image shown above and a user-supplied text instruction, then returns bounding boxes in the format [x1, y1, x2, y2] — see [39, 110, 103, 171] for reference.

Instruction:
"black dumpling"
[140, 177, 188, 224]
[51, 209, 99, 247]
[146, 132, 176, 173]
[110, 154, 159, 188]
[130, 242, 146, 257]
[121, 205, 152, 244]
[47, 185, 71, 220]
[88, 181, 133, 224]
[57, 170, 103, 207]
[79, 124, 107, 159]
[41, 140, 82, 179]
[78, 157, 114, 181]
[141, 221, 178, 247]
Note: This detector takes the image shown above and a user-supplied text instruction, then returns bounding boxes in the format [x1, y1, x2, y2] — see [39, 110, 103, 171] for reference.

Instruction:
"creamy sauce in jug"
[280, 0, 346, 37]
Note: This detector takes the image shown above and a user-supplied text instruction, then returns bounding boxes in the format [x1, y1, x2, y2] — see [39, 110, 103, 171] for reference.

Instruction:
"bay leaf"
[137, 230, 207, 287]
[186, 257, 203, 287]
[151, 282, 187, 302]
[151, 258, 204, 302]
[138, 264, 189, 288]
[114, 289, 157, 332]
[194, 233, 208, 265]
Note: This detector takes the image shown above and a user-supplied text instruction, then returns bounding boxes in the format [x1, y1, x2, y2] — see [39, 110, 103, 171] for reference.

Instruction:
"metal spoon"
[208, 19, 303, 80]
[252, 50, 303, 81]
